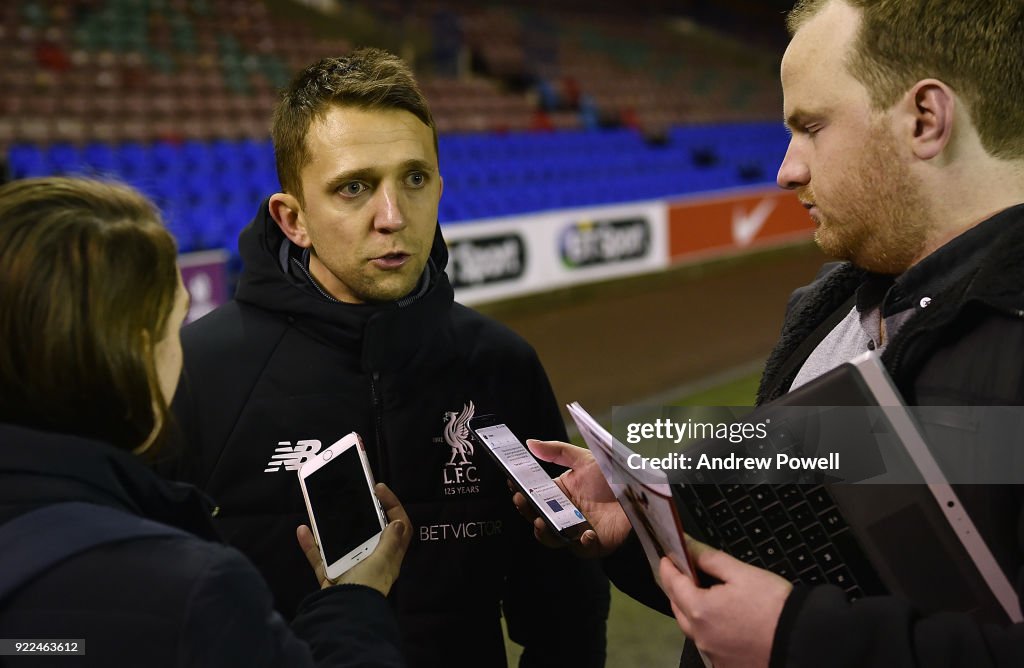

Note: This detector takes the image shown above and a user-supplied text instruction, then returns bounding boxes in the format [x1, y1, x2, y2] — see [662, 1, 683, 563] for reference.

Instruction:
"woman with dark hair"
[0, 177, 409, 667]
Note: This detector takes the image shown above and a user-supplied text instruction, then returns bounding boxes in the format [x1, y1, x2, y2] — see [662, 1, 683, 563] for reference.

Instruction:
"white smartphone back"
[298, 432, 386, 580]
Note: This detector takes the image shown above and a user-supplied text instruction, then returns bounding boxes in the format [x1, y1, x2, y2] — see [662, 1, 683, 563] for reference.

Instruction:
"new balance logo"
[264, 440, 322, 473]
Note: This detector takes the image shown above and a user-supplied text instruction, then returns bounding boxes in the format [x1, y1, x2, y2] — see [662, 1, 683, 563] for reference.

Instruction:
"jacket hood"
[0, 423, 221, 539]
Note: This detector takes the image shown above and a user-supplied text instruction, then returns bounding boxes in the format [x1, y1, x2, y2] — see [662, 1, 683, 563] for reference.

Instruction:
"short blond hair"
[271, 47, 437, 203]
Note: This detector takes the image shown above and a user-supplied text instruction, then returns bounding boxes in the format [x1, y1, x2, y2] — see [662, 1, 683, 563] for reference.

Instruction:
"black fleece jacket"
[760, 204, 1024, 667]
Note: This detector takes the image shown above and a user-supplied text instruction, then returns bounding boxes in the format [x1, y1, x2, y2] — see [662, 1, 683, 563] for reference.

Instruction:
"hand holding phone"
[515, 438, 634, 558]
[296, 481, 411, 596]
[298, 433, 388, 581]
[469, 415, 593, 543]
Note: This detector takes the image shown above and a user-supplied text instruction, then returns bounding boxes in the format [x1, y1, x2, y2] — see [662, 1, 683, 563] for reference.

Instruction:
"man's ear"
[268, 193, 311, 248]
[902, 79, 955, 161]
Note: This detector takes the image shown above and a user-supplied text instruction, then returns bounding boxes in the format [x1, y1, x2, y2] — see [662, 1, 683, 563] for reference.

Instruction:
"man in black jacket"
[517, 1, 1024, 666]
[163, 48, 609, 667]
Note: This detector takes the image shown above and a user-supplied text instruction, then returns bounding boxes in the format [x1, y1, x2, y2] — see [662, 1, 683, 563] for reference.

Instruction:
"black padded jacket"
[162, 201, 610, 668]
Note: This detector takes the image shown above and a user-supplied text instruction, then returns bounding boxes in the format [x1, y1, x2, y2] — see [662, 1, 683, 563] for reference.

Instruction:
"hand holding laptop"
[659, 537, 791, 668]
[511, 439, 633, 558]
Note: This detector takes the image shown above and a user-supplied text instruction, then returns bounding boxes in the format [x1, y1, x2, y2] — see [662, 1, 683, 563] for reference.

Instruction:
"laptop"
[572, 351, 1021, 625]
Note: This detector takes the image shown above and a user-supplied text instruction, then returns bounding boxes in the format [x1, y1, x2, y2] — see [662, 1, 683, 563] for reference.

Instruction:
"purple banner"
[178, 250, 230, 324]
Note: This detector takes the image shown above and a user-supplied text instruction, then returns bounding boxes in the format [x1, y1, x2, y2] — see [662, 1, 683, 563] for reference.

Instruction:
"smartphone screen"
[303, 446, 382, 565]
[473, 423, 588, 533]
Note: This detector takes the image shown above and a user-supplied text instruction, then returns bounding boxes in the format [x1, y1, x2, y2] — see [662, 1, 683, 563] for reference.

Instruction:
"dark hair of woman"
[0, 177, 179, 453]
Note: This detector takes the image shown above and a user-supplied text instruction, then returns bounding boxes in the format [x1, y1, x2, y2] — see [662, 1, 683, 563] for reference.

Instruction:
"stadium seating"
[2, 0, 790, 261]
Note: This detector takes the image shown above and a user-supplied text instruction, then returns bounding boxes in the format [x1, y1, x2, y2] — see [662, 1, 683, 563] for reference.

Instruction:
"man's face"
[286, 105, 442, 303]
[777, 1, 930, 275]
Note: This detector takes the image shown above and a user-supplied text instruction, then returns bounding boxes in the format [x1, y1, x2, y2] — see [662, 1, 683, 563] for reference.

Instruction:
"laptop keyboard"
[678, 482, 881, 601]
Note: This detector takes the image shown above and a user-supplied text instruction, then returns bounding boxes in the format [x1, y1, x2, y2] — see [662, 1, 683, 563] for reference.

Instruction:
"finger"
[532, 516, 565, 549]
[512, 491, 540, 520]
[526, 439, 591, 469]
[659, 556, 702, 616]
[296, 525, 328, 584]
[579, 529, 599, 548]
[374, 517, 411, 564]
[659, 555, 690, 589]
[685, 534, 746, 580]
[668, 598, 693, 637]
[513, 492, 562, 548]
[374, 483, 409, 526]
[576, 529, 609, 557]
[374, 484, 412, 556]
[684, 534, 713, 557]
[296, 525, 319, 567]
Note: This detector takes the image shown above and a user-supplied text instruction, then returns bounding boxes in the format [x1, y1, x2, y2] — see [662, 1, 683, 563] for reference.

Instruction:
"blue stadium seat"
[81, 142, 118, 176]
[8, 144, 48, 178]
[151, 142, 183, 179]
[191, 190, 227, 250]
[252, 169, 280, 200]
[210, 139, 241, 172]
[181, 140, 212, 172]
[239, 138, 272, 171]
[45, 143, 83, 175]
[116, 142, 152, 181]
[438, 199, 464, 223]
[162, 204, 197, 254]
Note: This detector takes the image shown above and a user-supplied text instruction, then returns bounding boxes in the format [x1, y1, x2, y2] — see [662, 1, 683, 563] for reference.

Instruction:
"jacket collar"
[955, 203, 1024, 311]
[0, 423, 221, 540]
[758, 202, 1024, 404]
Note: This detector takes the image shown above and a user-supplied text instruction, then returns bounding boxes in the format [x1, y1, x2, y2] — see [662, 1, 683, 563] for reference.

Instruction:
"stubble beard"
[354, 257, 429, 303]
[809, 123, 932, 275]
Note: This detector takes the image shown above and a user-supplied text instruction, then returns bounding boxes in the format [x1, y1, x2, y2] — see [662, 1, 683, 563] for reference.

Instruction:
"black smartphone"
[469, 414, 592, 542]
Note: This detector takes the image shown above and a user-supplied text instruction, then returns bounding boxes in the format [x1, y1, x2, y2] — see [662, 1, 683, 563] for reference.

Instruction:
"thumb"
[527, 439, 589, 468]
[338, 519, 410, 596]
[686, 535, 744, 581]
[375, 518, 411, 564]
[658, 556, 701, 629]
[296, 524, 329, 589]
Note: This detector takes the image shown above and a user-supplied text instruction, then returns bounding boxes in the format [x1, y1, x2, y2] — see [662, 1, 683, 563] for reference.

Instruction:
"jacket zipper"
[287, 255, 398, 478]
[369, 371, 389, 479]
[291, 257, 340, 303]
[291, 256, 399, 476]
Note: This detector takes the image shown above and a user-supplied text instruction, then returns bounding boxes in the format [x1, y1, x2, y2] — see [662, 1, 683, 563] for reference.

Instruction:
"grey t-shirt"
[789, 303, 914, 391]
